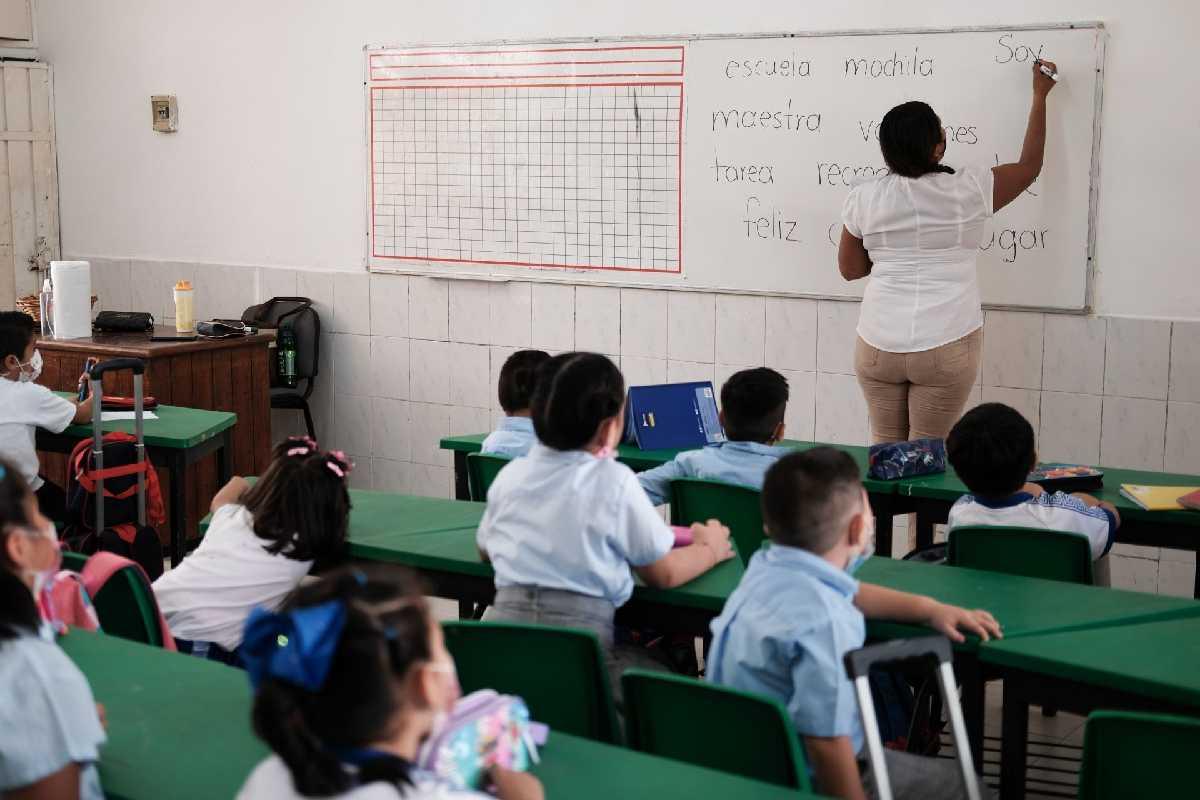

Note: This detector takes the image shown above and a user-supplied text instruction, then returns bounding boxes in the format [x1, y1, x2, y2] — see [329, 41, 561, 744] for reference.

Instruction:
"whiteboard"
[365, 23, 1105, 311]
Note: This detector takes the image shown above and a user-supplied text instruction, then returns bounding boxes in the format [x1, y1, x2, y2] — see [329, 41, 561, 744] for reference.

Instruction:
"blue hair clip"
[241, 601, 348, 692]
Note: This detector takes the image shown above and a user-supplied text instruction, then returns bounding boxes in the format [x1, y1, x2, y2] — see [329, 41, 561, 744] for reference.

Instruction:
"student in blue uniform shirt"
[637, 367, 790, 505]
[707, 448, 1000, 800]
[478, 352, 734, 696]
[480, 350, 550, 458]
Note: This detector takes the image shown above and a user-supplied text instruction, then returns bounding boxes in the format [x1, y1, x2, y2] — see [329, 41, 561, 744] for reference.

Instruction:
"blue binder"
[623, 381, 726, 450]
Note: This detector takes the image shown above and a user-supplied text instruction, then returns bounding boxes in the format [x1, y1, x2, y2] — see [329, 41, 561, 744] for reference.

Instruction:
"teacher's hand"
[1032, 59, 1058, 98]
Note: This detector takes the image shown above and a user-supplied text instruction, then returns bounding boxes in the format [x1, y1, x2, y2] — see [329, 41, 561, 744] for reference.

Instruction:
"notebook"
[1179, 489, 1200, 512]
[1119, 484, 1200, 512]
[623, 382, 726, 451]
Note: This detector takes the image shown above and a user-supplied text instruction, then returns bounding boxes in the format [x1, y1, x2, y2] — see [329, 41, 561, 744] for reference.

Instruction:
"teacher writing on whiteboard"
[838, 60, 1058, 444]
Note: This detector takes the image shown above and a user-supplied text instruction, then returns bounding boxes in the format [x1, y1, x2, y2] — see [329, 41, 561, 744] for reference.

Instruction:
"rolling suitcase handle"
[843, 636, 981, 800]
[88, 358, 148, 533]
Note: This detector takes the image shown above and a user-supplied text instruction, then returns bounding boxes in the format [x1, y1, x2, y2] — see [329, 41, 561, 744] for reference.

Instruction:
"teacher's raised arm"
[836, 61, 1059, 446]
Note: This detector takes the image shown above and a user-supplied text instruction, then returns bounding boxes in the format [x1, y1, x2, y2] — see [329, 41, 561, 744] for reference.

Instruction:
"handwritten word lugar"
[844, 47, 934, 78]
[980, 228, 1049, 262]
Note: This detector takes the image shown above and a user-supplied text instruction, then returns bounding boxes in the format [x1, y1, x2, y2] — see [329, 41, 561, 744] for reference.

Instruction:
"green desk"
[38, 395, 238, 566]
[349, 524, 746, 637]
[60, 629, 267, 800]
[440, 434, 909, 557]
[62, 629, 812, 800]
[895, 463, 1200, 597]
[532, 730, 822, 799]
[857, 556, 1200, 767]
[981, 617, 1200, 799]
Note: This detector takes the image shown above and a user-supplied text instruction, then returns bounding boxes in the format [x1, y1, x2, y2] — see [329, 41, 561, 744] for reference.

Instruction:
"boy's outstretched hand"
[925, 602, 1002, 642]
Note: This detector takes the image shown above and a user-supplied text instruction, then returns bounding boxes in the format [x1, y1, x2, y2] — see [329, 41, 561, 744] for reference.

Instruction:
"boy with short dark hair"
[0, 312, 92, 520]
[708, 448, 999, 799]
[480, 349, 551, 458]
[637, 367, 789, 505]
[946, 403, 1118, 585]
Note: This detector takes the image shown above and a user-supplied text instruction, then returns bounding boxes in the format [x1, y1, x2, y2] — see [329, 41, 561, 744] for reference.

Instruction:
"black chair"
[242, 297, 321, 439]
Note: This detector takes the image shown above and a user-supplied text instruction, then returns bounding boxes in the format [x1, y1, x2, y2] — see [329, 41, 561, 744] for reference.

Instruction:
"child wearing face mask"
[238, 565, 543, 800]
[0, 312, 93, 522]
[0, 458, 107, 800]
[476, 352, 735, 696]
[707, 448, 1000, 800]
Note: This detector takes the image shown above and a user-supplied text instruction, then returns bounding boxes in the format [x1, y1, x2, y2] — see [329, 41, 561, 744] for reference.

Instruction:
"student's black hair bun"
[532, 352, 625, 451]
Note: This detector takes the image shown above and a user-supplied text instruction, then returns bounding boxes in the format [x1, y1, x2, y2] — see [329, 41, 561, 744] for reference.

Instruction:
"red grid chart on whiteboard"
[367, 44, 684, 273]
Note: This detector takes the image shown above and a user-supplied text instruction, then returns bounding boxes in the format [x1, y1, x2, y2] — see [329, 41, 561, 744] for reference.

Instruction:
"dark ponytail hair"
[0, 458, 40, 641]
[251, 565, 434, 796]
[879, 101, 955, 179]
[498, 349, 551, 414]
[531, 352, 625, 451]
[242, 437, 352, 566]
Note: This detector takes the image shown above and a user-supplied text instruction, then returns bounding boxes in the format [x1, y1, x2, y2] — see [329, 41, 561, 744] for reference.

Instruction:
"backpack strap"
[81, 552, 177, 652]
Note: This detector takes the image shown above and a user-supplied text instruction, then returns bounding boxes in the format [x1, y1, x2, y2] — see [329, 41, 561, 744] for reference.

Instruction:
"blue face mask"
[846, 513, 876, 575]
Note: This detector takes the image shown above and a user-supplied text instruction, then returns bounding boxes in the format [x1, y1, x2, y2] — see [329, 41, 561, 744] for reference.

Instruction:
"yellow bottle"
[174, 280, 194, 333]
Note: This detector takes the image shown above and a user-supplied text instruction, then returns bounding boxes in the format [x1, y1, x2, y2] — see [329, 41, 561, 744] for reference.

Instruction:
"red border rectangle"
[369, 45, 685, 83]
[368, 82, 683, 275]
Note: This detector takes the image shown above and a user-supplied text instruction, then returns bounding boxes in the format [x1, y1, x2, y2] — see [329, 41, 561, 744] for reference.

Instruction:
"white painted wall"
[34, 0, 1200, 319]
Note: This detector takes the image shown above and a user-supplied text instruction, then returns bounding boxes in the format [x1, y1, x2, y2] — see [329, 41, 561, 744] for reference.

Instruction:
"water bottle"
[38, 278, 54, 337]
[278, 324, 297, 388]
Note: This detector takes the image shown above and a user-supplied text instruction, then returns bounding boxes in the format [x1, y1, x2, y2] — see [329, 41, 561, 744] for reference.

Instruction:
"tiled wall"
[84, 257, 1200, 597]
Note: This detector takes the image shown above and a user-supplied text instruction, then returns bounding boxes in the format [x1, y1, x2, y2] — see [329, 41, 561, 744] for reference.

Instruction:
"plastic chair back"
[670, 477, 763, 564]
[466, 452, 512, 502]
[1079, 711, 1200, 799]
[948, 525, 1094, 585]
[90, 561, 165, 647]
[442, 620, 620, 744]
[621, 669, 811, 790]
[61, 551, 88, 572]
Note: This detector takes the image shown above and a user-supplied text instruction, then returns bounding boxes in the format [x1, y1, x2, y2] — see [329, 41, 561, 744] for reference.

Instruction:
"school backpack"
[63, 432, 167, 581]
[79, 551, 176, 650]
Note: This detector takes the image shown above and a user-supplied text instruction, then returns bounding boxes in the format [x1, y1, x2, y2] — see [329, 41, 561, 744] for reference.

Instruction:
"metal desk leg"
[168, 450, 188, 568]
[453, 451, 470, 501]
[999, 674, 1030, 800]
[216, 429, 233, 485]
[956, 656, 986, 770]
[869, 493, 895, 558]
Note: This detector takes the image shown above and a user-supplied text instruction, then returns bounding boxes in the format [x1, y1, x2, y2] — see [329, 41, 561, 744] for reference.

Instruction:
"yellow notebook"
[1119, 484, 1200, 511]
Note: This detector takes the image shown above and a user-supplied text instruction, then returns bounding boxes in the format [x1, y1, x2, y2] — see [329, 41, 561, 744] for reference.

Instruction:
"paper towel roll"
[50, 260, 93, 339]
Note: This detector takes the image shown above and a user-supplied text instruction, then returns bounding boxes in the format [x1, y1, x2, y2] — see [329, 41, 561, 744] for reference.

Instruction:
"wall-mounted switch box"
[151, 95, 178, 132]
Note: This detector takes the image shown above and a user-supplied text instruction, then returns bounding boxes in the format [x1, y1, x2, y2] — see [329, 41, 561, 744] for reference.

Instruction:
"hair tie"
[286, 446, 311, 457]
[241, 601, 347, 691]
[325, 450, 353, 479]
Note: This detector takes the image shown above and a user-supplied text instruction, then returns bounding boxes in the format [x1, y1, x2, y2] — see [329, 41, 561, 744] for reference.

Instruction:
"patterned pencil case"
[867, 438, 947, 481]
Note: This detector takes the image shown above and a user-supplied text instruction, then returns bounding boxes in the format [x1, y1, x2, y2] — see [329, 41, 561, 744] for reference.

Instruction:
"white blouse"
[842, 166, 994, 353]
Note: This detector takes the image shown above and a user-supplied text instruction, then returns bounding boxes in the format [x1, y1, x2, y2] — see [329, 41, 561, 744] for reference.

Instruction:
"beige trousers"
[855, 329, 982, 444]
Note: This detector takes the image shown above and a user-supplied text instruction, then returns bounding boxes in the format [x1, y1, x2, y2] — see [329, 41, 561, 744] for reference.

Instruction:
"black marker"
[1034, 58, 1059, 82]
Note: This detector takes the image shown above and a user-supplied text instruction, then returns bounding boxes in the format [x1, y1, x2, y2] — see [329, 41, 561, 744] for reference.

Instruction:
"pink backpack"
[79, 552, 176, 651]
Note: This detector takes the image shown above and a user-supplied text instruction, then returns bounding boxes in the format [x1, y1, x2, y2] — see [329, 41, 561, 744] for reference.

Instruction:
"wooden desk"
[35, 328, 273, 549]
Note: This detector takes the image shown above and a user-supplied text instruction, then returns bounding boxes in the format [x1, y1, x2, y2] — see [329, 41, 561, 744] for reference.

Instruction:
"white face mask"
[17, 349, 42, 383]
[425, 659, 463, 736]
[845, 509, 876, 576]
[24, 518, 60, 596]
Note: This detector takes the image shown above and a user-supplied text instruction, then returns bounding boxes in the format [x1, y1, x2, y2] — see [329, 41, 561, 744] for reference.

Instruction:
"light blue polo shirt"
[707, 543, 866, 753]
[637, 440, 788, 505]
[0, 635, 105, 799]
[477, 444, 675, 606]
[480, 416, 537, 459]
